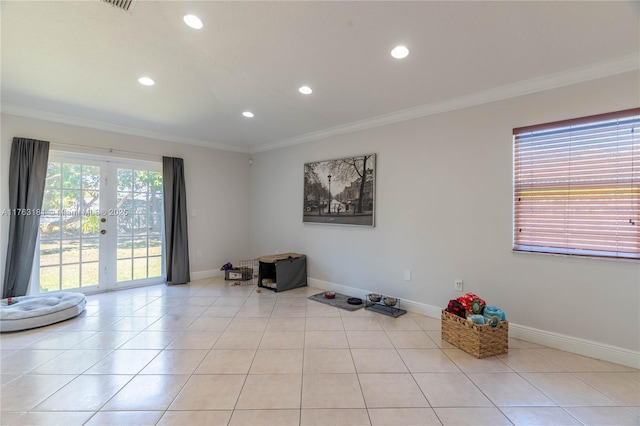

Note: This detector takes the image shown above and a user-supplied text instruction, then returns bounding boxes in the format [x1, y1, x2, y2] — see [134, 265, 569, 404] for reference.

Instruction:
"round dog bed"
[0, 292, 86, 332]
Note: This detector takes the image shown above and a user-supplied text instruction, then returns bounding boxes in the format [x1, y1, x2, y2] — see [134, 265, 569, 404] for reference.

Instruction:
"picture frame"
[303, 153, 376, 227]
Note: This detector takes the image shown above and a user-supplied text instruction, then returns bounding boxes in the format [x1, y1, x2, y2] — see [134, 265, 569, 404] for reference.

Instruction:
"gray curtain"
[3, 138, 50, 298]
[162, 156, 190, 284]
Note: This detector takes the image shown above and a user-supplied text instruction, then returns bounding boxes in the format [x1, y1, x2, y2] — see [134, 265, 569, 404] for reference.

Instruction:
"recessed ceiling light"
[183, 14, 203, 29]
[138, 76, 155, 86]
[299, 85, 313, 95]
[391, 45, 409, 59]
[242, 111, 254, 118]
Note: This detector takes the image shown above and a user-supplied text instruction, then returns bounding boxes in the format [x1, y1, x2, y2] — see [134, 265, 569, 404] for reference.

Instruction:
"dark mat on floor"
[308, 292, 364, 311]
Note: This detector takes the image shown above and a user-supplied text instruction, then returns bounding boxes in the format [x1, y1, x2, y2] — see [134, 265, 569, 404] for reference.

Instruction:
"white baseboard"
[190, 269, 223, 281]
[307, 278, 640, 369]
[509, 324, 640, 369]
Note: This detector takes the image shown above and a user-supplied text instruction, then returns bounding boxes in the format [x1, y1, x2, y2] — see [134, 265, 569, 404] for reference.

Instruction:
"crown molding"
[2, 54, 637, 155]
[0, 104, 250, 154]
[252, 53, 640, 153]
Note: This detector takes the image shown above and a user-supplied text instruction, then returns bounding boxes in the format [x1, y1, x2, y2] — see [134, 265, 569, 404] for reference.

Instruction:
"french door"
[35, 153, 165, 293]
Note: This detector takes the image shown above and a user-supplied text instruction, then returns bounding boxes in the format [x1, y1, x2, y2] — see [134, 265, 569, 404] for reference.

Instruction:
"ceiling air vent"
[100, 0, 134, 12]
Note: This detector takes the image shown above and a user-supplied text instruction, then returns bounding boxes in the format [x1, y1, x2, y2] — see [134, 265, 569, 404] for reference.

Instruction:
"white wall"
[250, 71, 640, 354]
[0, 113, 251, 281]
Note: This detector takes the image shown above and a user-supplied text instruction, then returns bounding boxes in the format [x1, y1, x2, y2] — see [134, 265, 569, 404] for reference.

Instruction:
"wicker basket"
[441, 310, 508, 358]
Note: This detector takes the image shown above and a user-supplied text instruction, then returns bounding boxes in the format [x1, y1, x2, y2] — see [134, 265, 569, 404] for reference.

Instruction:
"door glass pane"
[82, 165, 100, 190]
[40, 240, 60, 266]
[82, 238, 100, 262]
[149, 171, 162, 192]
[41, 217, 61, 240]
[118, 169, 133, 191]
[117, 259, 132, 282]
[41, 182, 62, 241]
[134, 196, 148, 216]
[42, 194, 60, 214]
[61, 239, 80, 264]
[151, 192, 163, 213]
[62, 164, 80, 187]
[39, 160, 101, 292]
[134, 170, 148, 192]
[82, 215, 99, 236]
[61, 189, 80, 210]
[61, 264, 80, 290]
[133, 237, 147, 257]
[46, 163, 62, 189]
[61, 189, 81, 237]
[40, 266, 59, 293]
[82, 262, 99, 286]
[117, 237, 132, 258]
[148, 215, 162, 234]
[116, 166, 163, 283]
[82, 190, 100, 216]
[149, 256, 162, 277]
[117, 190, 133, 236]
[149, 236, 162, 256]
[133, 214, 147, 235]
[133, 258, 148, 280]
[38, 158, 163, 292]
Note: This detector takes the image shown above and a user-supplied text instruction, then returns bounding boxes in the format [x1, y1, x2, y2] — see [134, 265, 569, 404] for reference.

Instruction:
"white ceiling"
[1, 1, 639, 153]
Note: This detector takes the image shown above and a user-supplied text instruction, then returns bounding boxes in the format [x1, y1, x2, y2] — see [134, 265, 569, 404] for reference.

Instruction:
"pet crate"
[226, 259, 258, 286]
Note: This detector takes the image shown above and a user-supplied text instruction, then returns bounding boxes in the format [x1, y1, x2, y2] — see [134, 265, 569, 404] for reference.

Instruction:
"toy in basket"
[442, 293, 508, 359]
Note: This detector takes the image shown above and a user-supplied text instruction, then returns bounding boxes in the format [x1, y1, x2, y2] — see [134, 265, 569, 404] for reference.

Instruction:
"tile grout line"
[3, 279, 638, 425]
[342, 309, 373, 424]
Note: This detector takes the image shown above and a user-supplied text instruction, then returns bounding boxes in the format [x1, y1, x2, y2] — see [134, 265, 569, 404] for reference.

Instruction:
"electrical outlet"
[454, 279, 463, 291]
[404, 269, 411, 281]
[196, 250, 202, 258]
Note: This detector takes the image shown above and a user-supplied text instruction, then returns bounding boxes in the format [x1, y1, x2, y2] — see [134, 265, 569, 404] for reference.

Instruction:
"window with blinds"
[513, 108, 640, 260]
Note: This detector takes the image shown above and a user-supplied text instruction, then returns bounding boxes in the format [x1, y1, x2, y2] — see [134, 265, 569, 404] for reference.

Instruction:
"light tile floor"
[1, 278, 638, 425]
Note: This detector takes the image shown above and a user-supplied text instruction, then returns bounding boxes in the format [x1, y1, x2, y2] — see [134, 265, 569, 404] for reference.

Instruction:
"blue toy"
[220, 262, 233, 271]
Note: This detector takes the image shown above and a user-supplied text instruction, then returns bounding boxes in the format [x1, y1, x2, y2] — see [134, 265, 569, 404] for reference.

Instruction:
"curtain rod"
[49, 141, 162, 162]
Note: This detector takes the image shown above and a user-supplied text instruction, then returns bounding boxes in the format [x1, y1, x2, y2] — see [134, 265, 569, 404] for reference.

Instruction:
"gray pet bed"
[0, 292, 86, 332]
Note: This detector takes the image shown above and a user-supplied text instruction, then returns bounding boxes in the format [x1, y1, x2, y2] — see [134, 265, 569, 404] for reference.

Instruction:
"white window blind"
[513, 108, 640, 260]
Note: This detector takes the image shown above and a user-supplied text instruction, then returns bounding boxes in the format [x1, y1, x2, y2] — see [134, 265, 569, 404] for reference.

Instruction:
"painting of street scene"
[303, 154, 375, 226]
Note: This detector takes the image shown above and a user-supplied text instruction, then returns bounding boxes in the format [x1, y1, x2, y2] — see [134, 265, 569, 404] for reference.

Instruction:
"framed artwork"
[303, 153, 376, 227]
